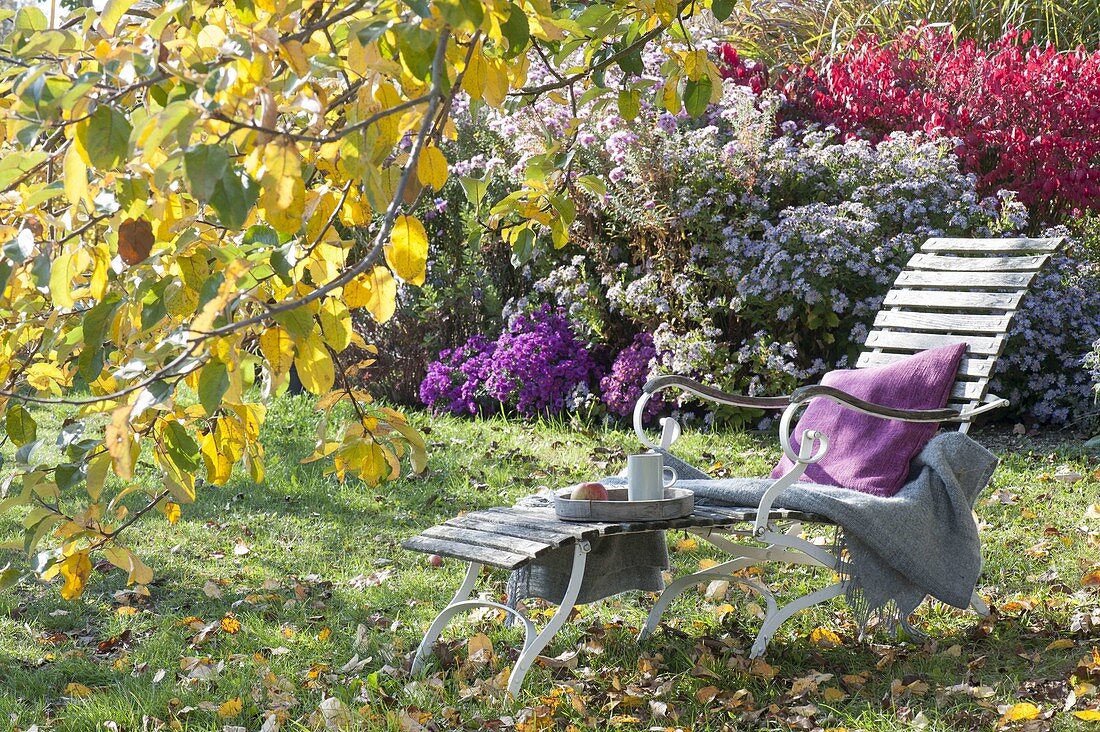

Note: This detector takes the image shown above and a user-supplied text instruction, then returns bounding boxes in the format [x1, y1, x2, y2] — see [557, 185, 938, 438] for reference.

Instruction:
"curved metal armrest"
[635, 375, 790, 449]
[791, 385, 958, 423]
[790, 385, 1010, 424]
[643, 375, 790, 409]
[955, 394, 1011, 420]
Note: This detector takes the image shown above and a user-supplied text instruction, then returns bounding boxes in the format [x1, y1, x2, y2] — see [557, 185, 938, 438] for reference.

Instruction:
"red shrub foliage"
[717, 44, 769, 95]
[741, 28, 1100, 221]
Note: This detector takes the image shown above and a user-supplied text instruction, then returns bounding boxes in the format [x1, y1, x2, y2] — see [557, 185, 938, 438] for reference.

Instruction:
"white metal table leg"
[412, 561, 539, 676]
[412, 561, 485, 675]
[750, 581, 845, 658]
[506, 541, 590, 697]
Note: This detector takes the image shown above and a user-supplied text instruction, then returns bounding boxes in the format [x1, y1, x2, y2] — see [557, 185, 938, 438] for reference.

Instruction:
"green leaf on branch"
[711, 0, 735, 21]
[684, 75, 713, 117]
[75, 105, 132, 171]
[618, 89, 641, 120]
[184, 145, 229, 204]
[500, 2, 530, 58]
[198, 361, 230, 416]
[5, 405, 36, 446]
[209, 168, 258, 229]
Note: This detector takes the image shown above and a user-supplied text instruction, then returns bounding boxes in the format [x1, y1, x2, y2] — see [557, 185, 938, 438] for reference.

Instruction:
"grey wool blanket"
[508, 432, 998, 627]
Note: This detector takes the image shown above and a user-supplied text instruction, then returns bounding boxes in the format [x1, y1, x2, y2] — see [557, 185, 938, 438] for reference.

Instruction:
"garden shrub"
[420, 305, 601, 417]
[406, 37, 1100, 427]
[992, 244, 1100, 427]
[777, 27, 1100, 222]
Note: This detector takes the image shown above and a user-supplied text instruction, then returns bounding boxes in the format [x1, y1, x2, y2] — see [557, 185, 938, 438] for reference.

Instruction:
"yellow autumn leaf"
[259, 326, 295, 377]
[104, 546, 153, 586]
[463, 47, 488, 101]
[220, 614, 241, 634]
[64, 682, 93, 698]
[1001, 702, 1041, 723]
[164, 501, 181, 525]
[386, 214, 428, 286]
[218, 697, 243, 719]
[672, 536, 697, 552]
[345, 265, 397, 323]
[63, 144, 89, 208]
[293, 333, 335, 395]
[25, 363, 68, 392]
[59, 551, 92, 600]
[467, 632, 493, 658]
[318, 298, 352, 352]
[809, 627, 842, 647]
[200, 431, 233, 486]
[317, 626, 331, 641]
[1074, 710, 1100, 721]
[417, 145, 448, 191]
[260, 139, 305, 234]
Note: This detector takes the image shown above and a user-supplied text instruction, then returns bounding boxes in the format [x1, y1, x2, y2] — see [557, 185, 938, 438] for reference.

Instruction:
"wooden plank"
[481, 507, 605, 540]
[950, 380, 988, 401]
[873, 311, 1013, 334]
[421, 525, 552, 558]
[446, 514, 575, 547]
[922, 237, 1063, 254]
[895, 271, 1036, 289]
[856, 352, 996, 377]
[402, 535, 531, 570]
[907, 253, 1047, 272]
[882, 289, 1023, 311]
[864, 330, 1005, 355]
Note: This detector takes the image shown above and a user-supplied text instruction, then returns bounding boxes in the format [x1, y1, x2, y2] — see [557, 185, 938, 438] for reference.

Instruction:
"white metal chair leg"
[506, 541, 590, 697]
[750, 581, 846, 658]
[970, 590, 990, 617]
[638, 556, 756, 638]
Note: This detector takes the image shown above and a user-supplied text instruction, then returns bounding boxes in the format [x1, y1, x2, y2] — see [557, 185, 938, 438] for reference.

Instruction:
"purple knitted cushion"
[771, 344, 967, 497]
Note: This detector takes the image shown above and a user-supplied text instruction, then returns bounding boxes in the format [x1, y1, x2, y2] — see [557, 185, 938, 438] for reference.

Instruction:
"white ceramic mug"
[627, 452, 677, 501]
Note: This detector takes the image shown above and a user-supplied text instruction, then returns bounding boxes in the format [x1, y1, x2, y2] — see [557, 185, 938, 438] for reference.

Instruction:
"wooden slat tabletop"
[403, 503, 828, 570]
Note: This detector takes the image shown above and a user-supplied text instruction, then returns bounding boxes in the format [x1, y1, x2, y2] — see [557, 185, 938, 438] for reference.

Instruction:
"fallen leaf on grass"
[672, 537, 697, 552]
[218, 697, 243, 718]
[1054, 466, 1084, 483]
[1047, 639, 1075, 651]
[64, 682, 92, 698]
[220, 614, 241, 634]
[704, 580, 729, 600]
[467, 633, 493, 663]
[890, 678, 930, 699]
[233, 540, 250, 556]
[695, 686, 720, 704]
[822, 687, 848, 702]
[1074, 710, 1100, 721]
[1083, 571, 1100, 587]
[809, 627, 841, 648]
[998, 702, 1041, 726]
[315, 697, 353, 730]
[203, 580, 223, 599]
[535, 650, 578, 669]
[792, 671, 833, 697]
[750, 659, 778, 679]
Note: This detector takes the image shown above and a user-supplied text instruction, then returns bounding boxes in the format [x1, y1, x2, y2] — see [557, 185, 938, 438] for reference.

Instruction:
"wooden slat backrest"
[856, 236, 1064, 431]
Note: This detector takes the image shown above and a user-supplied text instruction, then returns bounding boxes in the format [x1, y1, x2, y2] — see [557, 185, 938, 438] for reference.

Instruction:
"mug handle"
[662, 466, 677, 488]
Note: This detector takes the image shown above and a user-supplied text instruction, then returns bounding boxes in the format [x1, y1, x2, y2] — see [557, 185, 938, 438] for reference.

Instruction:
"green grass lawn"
[1, 395, 1098, 731]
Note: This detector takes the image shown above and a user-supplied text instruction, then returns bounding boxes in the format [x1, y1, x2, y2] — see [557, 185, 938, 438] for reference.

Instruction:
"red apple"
[429, 554, 443, 567]
[570, 482, 609, 500]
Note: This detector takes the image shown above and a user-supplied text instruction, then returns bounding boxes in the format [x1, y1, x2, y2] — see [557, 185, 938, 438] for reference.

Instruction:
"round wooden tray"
[553, 486, 694, 522]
